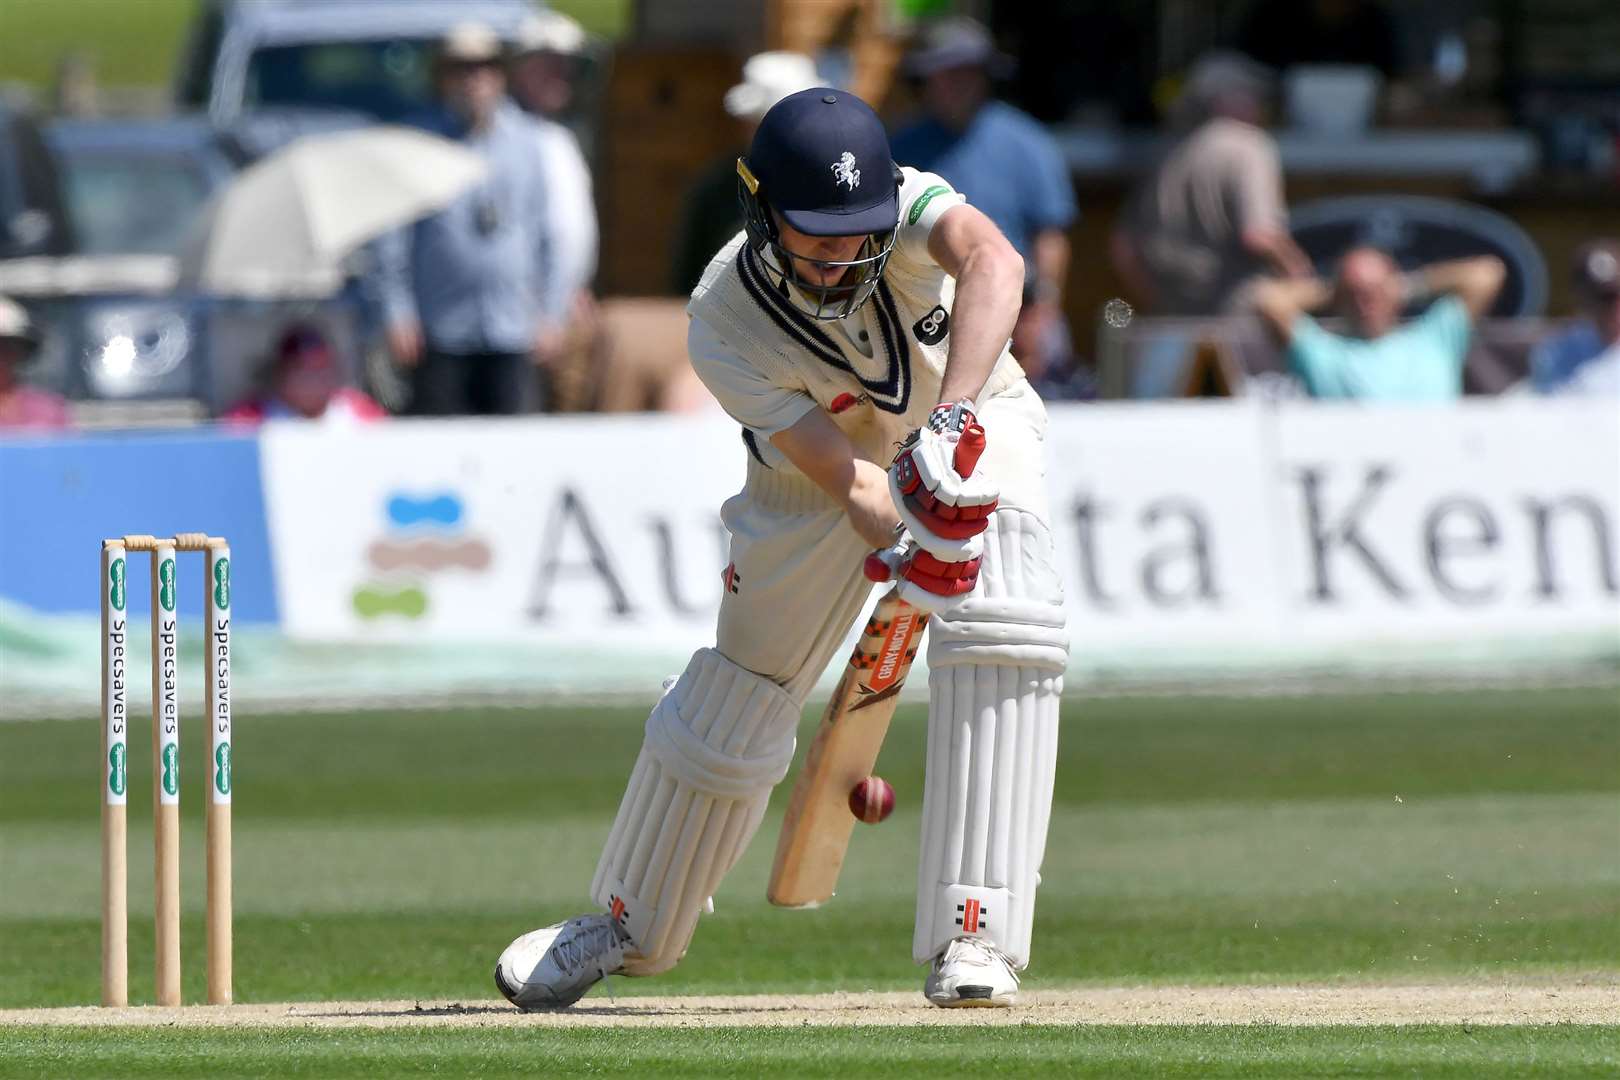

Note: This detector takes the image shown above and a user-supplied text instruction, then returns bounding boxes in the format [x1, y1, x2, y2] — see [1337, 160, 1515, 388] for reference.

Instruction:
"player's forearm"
[927, 205, 1025, 405]
[771, 410, 901, 549]
[813, 456, 902, 550]
[939, 243, 1024, 405]
[843, 460, 903, 549]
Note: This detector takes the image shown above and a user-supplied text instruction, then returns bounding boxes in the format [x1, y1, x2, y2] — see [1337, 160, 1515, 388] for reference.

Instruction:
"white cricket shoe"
[494, 914, 631, 1010]
[924, 937, 1020, 1007]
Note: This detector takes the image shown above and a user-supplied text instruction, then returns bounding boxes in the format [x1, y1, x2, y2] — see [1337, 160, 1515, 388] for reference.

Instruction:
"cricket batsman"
[495, 88, 1067, 1008]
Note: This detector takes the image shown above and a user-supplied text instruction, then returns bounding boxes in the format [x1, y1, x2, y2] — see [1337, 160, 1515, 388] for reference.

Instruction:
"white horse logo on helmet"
[831, 152, 861, 191]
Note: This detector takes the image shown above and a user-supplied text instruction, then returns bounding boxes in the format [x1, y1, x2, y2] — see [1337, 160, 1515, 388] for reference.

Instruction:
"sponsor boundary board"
[258, 402, 1620, 674]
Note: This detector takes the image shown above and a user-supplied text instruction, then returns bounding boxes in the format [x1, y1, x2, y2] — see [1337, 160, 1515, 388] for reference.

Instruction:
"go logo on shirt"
[913, 305, 949, 346]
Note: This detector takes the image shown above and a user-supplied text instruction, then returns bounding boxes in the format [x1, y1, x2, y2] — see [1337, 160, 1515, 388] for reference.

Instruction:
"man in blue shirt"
[1253, 248, 1505, 400]
[1530, 240, 1620, 394]
[889, 17, 1079, 396]
[373, 23, 560, 416]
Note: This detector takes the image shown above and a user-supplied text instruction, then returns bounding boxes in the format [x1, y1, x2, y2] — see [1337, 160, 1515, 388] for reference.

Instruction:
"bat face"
[768, 588, 925, 908]
[850, 602, 924, 702]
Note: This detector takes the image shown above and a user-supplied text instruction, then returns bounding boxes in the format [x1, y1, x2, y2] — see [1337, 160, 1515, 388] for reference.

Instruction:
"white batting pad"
[591, 648, 799, 975]
[914, 509, 1067, 967]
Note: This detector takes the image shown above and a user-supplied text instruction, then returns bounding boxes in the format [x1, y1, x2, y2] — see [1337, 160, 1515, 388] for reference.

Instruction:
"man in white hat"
[509, 11, 599, 410]
[372, 23, 563, 415]
[510, 10, 591, 123]
[670, 52, 821, 294]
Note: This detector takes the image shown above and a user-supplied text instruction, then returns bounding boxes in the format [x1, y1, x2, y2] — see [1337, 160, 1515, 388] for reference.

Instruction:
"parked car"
[166, 0, 553, 412]
[1, 118, 236, 410]
[0, 116, 363, 417]
[177, 0, 543, 127]
[48, 118, 239, 258]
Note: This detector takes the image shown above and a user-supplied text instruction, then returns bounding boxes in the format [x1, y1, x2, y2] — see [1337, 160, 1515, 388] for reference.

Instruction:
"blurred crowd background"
[1, 0, 1618, 433]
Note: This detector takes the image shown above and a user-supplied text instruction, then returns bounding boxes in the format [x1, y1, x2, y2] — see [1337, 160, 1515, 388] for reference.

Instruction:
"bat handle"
[864, 535, 910, 583]
[953, 423, 985, 478]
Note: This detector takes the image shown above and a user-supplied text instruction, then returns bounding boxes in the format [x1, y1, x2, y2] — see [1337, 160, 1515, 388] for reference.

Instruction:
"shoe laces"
[940, 937, 1020, 987]
[552, 918, 627, 977]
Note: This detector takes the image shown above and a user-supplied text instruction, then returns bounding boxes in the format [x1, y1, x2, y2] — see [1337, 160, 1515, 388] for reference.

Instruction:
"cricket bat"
[767, 425, 985, 908]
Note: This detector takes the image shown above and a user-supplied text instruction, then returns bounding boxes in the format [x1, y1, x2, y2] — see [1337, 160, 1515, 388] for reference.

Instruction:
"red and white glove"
[889, 401, 998, 555]
[870, 402, 999, 612]
[865, 534, 983, 614]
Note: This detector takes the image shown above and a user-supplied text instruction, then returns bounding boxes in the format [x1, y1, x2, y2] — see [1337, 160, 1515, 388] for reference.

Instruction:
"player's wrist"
[851, 505, 902, 552]
[927, 399, 977, 435]
[844, 461, 900, 549]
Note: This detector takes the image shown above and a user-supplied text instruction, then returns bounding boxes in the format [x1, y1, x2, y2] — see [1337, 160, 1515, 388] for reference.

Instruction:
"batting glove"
[888, 401, 999, 564]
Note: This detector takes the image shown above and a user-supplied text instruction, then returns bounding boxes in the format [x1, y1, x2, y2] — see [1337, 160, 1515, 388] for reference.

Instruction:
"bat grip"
[953, 423, 985, 478]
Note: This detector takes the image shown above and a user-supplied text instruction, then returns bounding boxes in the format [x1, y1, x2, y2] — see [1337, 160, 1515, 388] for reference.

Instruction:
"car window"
[244, 40, 437, 122]
[59, 153, 212, 255]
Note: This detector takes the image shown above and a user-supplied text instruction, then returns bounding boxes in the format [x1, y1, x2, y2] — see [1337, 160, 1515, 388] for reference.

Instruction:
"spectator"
[1562, 350, 1620, 396]
[1112, 52, 1311, 317]
[1236, 0, 1400, 80]
[0, 295, 69, 430]
[223, 325, 385, 425]
[889, 17, 1078, 391]
[670, 51, 820, 295]
[1531, 241, 1620, 395]
[1253, 249, 1505, 400]
[372, 23, 560, 416]
[511, 13, 600, 412]
[508, 10, 589, 123]
[512, 14, 596, 305]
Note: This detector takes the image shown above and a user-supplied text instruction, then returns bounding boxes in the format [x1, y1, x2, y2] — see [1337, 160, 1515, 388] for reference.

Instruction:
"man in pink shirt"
[0, 296, 70, 431]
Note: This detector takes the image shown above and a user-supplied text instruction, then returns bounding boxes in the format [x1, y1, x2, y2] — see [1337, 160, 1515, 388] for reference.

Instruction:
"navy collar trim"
[738, 245, 910, 414]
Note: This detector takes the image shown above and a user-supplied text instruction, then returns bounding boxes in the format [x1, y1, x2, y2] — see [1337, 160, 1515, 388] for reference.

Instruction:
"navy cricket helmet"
[737, 88, 902, 320]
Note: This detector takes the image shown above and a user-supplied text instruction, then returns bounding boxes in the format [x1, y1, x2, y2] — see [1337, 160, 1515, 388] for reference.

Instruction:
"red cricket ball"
[849, 775, 895, 824]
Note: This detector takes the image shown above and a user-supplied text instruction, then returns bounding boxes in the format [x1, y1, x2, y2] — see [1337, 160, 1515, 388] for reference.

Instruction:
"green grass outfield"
[2, 687, 1616, 1074]
[0, 0, 632, 92]
[1, 1024, 1617, 1079]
